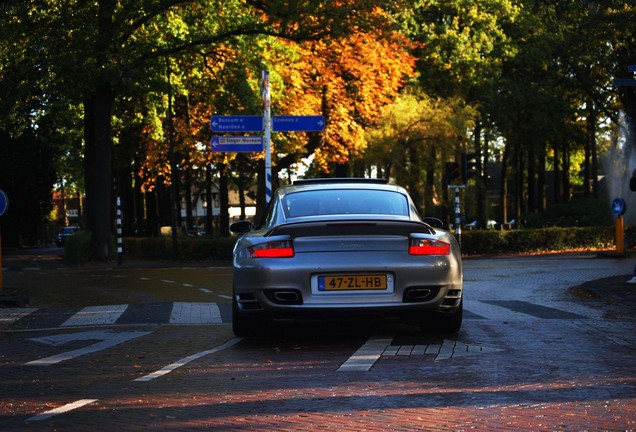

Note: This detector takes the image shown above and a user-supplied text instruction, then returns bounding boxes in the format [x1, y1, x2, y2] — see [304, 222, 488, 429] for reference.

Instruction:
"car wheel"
[419, 298, 463, 335]
[232, 295, 271, 337]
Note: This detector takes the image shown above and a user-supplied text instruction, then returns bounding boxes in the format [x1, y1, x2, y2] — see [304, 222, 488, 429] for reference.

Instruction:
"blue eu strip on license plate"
[318, 275, 388, 291]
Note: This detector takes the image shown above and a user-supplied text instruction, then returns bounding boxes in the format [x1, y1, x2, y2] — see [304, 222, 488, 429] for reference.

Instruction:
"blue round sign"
[612, 198, 626, 216]
[0, 189, 8, 217]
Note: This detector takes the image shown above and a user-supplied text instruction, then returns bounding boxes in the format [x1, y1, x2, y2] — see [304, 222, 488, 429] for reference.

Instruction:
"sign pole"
[262, 70, 272, 204]
[116, 196, 123, 266]
[0, 189, 8, 290]
[448, 185, 465, 248]
[0, 224, 3, 290]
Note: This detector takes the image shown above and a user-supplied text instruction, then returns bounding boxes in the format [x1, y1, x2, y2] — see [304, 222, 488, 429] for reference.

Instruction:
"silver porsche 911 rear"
[230, 178, 463, 336]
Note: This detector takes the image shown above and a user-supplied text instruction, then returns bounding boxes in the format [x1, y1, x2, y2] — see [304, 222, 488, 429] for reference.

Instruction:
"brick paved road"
[0, 254, 634, 431]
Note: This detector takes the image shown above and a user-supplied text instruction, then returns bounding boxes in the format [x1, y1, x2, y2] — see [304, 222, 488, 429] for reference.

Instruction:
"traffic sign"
[210, 115, 263, 132]
[0, 189, 8, 217]
[612, 198, 626, 216]
[210, 136, 264, 153]
[613, 78, 636, 87]
[272, 115, 325, 132]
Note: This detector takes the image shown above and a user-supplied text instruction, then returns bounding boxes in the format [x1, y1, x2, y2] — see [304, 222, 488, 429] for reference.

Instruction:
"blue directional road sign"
[612, 198, 626, 216]
[210, 115, 263, 132]
[613, 78, 636, 87]
[272, 115, 325, 132]
[210, 136, 264, 153]
[0, 189, 8, 217]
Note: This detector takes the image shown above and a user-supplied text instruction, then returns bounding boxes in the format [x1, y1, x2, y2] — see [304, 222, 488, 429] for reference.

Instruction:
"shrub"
[63, 230, 92, 264]
[460, 226, 615, 256]
[522, 198, 613, 228]
[122, 236, 235, 261]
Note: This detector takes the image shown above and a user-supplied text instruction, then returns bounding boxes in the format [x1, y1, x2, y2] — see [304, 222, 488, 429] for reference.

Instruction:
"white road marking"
[26, 330, 149, 366]
[134, 337, 242, 382]
[218, 295, 232, 300]
[337, 335, 393, 372]
[436, 339, 456, 360]
[182, 283, 194, 287]
[382, 340, 504, 361]
[61, 304, 128, 327]
[450, 341, 504, 357]
[464, 299, 533, 321]
[27, 399, 98, 422]
[161, 279, 175, 284]
[0, 308, 38, 327]
[199, 288, 213, 293]
[169, 302, 222, 324]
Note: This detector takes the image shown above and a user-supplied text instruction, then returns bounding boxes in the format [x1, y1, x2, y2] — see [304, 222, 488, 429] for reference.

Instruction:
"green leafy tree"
[400, 0, 519, 227]
[1, 0, 397, 259]
[366, 90, 475, 220]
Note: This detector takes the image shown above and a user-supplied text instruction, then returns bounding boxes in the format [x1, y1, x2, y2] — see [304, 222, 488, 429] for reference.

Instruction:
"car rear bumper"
[233, 250, 462, 317]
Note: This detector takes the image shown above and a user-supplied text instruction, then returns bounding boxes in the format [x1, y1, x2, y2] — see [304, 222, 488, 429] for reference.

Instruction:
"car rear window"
[283, 189, 409, 218]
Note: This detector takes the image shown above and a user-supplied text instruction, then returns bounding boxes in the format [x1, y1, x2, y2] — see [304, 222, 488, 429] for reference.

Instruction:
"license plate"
[318, 274, 388, 291]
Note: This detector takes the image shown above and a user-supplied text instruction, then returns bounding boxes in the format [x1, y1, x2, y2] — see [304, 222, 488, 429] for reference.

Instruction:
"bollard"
[616, 215, 624, 255]
[116, 196, 123, 265]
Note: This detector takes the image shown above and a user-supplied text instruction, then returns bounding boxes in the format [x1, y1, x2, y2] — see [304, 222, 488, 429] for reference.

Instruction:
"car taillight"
[248, 240, 295, 258]
[409, 239, 450, 255]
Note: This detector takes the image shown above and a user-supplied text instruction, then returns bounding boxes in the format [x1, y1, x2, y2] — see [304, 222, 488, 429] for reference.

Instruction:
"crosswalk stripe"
[0, 300, 590, 330]
[61, 305, 128, 327]
[464, 299, 536, 321]
[169, 302, 222, 324]
[0, 308, 38, 327]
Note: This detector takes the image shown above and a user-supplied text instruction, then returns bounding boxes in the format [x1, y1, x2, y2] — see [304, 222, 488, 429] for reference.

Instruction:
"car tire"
[232, 295, 271, 337]
[420, 298, 463, 335]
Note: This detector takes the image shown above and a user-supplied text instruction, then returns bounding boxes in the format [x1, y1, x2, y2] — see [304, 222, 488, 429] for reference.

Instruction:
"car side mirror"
[230, 220, 254, 234]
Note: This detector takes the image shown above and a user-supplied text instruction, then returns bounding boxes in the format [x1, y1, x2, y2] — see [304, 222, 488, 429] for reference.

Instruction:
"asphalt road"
[0, 249, 635, 431]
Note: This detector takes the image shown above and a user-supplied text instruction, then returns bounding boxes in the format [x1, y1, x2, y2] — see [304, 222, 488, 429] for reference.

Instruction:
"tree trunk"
[527, 142, 536, 213]
[239, 186, 246, 220]
[205, 164, 213, 236]
[562, 141, 570, 203]
[424, 145, 436, 213]
[219, 163, 230, 236]
[537, 141, 546, 211]
[500, 143, 510, 225]
[83, 0, 116, 260]
[133, 153, 145, 235]
[553, 143, 561, 204]
[590, 106, 599, 198]
[145, 189, 158, 237]
[83, 84, 114, 261]
[407, 140, 422, 212]
[513, 142, 523, 223]
[255, 159, 266, 224]
[185, 167, 194, 230]
[583, 101, 594, 197]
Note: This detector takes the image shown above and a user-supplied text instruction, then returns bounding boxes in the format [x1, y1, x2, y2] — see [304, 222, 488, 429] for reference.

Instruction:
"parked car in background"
[230, 178, 463, 337]
[56, 226, 80, 247]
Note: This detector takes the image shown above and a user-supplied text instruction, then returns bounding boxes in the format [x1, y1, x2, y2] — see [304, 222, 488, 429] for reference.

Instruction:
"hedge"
[64, 225, 629, 264]
[123, 236, 235, 261]
[460, 226, 618, 256]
